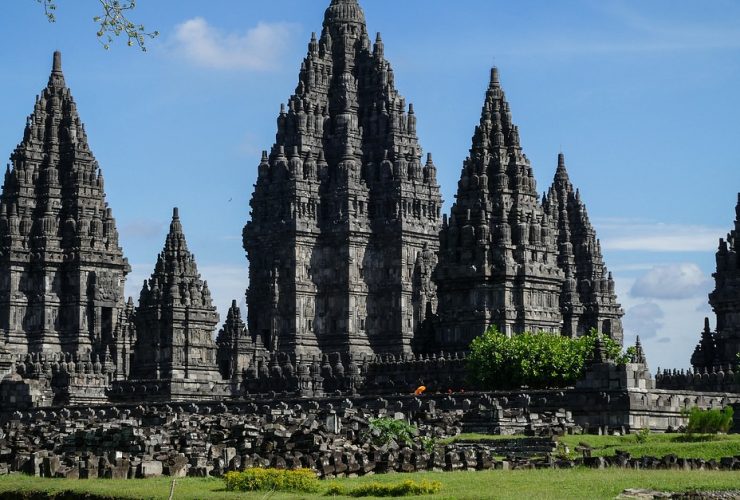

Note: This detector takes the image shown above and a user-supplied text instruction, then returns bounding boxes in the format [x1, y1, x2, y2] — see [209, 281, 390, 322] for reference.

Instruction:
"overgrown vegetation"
[326, 479, 442, 497]
[367, 417, 418, 446]
[685, 406, 734, 435]
[223, 468, 320, 493]
[467, 327, 627, 389]
[635, 428, 651, 444]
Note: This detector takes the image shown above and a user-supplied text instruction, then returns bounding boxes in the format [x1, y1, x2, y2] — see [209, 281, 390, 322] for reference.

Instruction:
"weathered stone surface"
[430, 68, 623, 351]
[0, 51, 130, 404]
[689, 193, 740, 379]
[242, 0, 442, 359]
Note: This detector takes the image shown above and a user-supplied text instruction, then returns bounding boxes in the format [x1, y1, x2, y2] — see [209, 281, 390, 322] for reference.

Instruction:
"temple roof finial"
[490, 66, 500, 86]
[48, 50, 66, 88]
[53, 51, 62, 74]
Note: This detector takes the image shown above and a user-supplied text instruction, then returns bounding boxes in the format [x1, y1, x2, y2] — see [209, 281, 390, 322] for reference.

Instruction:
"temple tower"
[243, 0, 442, 357]
[543, 153, 623, 342]
[433, 68, 622, 351]
[215, 300, 264, 381]
[130, 208, 222, 387]
[0, 51, 130, 358]
[692, 193, 740, 369]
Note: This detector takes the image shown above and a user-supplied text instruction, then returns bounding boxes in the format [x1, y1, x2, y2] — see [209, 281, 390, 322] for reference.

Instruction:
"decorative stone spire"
[694, 194, 740, 369]
[131, 208, 222, 388]
[543, 153, 623, 342]
[0, 51, 129, 357]
[632, 336, 647, 365]
[433, 67, 562, 348]
[216, 300, 263, 381]
[244, 0, 441, 357]
[593, 334, 608, 364]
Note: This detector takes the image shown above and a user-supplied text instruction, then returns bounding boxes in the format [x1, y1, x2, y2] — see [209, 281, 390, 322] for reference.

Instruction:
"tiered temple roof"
[432, 68, 622, 350]
[130, 208, 221, 386]
[243, 0, 442, 357]
[692, 193, 740, 369]
[0, 51, 129, 357]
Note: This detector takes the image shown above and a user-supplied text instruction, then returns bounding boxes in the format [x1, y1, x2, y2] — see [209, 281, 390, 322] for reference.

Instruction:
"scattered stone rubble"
[0, 397, 578, 479]
[0, 396, 737, 481]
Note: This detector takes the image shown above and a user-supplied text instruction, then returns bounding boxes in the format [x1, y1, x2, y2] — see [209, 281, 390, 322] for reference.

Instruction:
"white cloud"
[623, 302, 664, 339]
[630, 263, 713, 300]
[596, 218, 725, 252]
[169, 17, 298, 71]
[615, 277, 706, 371]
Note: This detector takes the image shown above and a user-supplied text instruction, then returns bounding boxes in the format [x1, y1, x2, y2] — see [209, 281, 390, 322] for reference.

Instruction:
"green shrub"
[223, 468, 320, 493]
[467, 327, 625, 390]
[685, 406, 734, 434]
[326, 479, 442, 497]
[420, 436, 438, 454]
[634, 428, 650, 444]
[368, 417, 417, 446]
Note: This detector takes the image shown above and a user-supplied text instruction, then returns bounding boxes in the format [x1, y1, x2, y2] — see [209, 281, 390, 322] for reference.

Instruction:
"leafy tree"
[467, 327, 626, 390]
[35, 0, 158, 51]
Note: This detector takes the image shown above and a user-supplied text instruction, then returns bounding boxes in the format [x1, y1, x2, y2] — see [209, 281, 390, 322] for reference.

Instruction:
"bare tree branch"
[35, 0, 158, 51]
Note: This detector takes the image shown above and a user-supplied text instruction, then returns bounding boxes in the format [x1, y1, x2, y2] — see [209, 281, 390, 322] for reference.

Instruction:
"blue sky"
[1, 0, 739, 370]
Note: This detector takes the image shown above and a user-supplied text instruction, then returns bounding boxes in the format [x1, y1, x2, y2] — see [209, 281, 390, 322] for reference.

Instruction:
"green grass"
[441, 432, 740, 461]
[558, 433, 740, 460]
[0, 469, 739, 500]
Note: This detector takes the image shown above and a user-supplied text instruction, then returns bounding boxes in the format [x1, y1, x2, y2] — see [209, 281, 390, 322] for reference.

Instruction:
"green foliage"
[685, 406, 734, 435]
[620, 346, 638, 365]
[367, 417, 417, 446]
[634, 428, 650, 444]
[35, 0, 158, 51]
[555, 441, 571, 460]
[223, 468, 320, 493]
[326, 479, 442, 497]
[467, 327, 624, 389]
[420, 436, 438, 454]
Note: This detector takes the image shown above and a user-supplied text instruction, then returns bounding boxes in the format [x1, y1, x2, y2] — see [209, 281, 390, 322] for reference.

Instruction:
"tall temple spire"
[544, 152, 623, 340]
[130, 208, 222, 392]
[433, 68, 622, 351]
[693, 193, 740, 370]
[554, 152, 570, 183]
[244, 0, 442, 357]
[434, 67, 562, 347]
[0, 51, 129, 357]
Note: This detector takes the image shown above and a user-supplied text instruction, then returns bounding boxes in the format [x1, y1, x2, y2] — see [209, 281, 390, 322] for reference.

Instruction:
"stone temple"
[0, 0, 736, 411]
[242, 0, 442, 358]
[692, 194, 740, 371]
[0, 51, 130, 361]
[427, 68, 623, 352]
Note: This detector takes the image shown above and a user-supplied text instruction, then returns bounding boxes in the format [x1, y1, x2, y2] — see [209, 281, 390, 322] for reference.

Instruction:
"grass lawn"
[558, 433, 740, 460]
[0, 469, 739, 500]
[444, 432, 740, 461]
